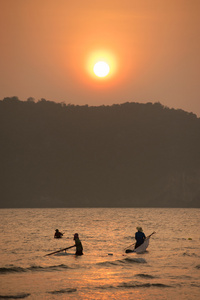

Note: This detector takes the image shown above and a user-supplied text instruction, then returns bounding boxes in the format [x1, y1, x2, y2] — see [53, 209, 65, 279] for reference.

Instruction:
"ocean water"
[0, 208, 200, 299]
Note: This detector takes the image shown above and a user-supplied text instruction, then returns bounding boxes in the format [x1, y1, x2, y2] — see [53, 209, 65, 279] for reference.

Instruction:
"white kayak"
[125, 231, 155, 254]
[125, 237, 149, 254]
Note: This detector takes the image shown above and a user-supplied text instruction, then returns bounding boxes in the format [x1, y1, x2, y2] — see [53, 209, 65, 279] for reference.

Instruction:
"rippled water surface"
[0, 208, 200, 299]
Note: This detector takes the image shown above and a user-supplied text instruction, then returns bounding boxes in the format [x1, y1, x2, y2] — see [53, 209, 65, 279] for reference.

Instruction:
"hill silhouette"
[0, 97, 200, 208]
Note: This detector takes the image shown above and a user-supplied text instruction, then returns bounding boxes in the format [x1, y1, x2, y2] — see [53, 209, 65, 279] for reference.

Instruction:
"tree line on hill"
[0, 96, 200, 208]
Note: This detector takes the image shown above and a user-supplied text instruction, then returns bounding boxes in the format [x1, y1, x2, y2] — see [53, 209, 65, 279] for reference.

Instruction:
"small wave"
[136, 273, 155, 279]
[49, 288, 77, 294]
[122, 257, 147, 264]
[0, 293, 30, 299]
[170, 274, 191, 280]
[0, 267, 26, 274]
[191, 283, 200, 288]
[97, 261, 120, 267]
[28, 264, 71, 272]
[118, 282, 171, 288]
[0, 264, 71, 274]
[195, 265, 200, 269]
[152, 283, 171, 288]
[96, 285, 115, 290]
[97, 257, 146, 267]
[183, 252, 199, 257]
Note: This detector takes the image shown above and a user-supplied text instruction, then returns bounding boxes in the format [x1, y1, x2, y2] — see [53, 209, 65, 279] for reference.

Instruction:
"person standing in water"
[73, 233, 83, 255]
[54, 229, 63, 238]
[135, 227, 146, 249]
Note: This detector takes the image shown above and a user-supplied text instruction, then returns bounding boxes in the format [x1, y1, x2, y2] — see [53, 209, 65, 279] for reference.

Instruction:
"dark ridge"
[0, 97, 200, 208]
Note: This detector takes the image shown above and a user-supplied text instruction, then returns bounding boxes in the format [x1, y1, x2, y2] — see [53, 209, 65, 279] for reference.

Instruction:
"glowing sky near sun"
[0, 0, 200, 115]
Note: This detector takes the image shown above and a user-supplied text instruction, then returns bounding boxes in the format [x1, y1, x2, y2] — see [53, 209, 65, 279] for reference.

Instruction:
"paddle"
[124, 242, 136, 251]
[146, 231, 156, 239]
[44, 245, 75, 256]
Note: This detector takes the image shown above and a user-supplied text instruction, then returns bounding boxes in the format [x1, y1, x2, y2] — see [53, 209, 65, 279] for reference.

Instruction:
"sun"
[93, 61, 110, 77]
[86, 50, 117, 81]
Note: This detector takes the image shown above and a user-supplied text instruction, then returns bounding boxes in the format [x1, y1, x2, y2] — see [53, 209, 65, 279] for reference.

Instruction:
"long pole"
[44, 245, 75, 256]
[124, 242, 136, 250]
[146, 231, 156, 239]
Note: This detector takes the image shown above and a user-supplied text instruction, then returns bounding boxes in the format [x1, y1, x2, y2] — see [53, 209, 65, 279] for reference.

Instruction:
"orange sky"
[0, 0, 200, 115]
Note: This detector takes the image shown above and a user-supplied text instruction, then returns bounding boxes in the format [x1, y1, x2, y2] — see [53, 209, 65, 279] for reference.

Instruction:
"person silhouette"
[135, 227, 146, 249]
[54, 229, 63, 238]
[73, 233, 83, 255]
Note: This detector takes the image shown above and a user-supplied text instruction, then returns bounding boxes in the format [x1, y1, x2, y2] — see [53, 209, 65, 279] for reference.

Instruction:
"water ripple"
[0, 293, 30, 299]
[135, 273, 155, 278]
[48, 288, 77, 294]
[118, 282, 171, 288]
[195, 264, 200, 269]
[96, 257, 147, 267]
[0, 264, 71, 274]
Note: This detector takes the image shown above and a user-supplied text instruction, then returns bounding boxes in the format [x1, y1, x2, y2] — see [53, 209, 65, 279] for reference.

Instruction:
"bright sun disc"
[93, 61, 110, 77]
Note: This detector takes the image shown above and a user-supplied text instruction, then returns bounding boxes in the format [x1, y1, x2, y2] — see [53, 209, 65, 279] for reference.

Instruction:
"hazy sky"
[1, 0, 199, 115]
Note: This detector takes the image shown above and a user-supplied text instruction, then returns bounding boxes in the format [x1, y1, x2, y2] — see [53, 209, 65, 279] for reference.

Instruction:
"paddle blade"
[125, 249, 134, 253]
